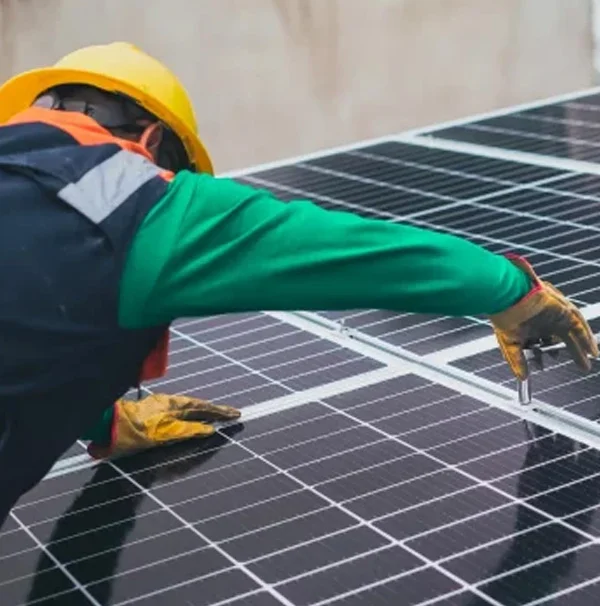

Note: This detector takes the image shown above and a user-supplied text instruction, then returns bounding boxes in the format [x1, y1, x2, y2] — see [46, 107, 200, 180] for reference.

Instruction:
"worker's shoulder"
[145, 170, 281, 229]
[167, 169, 264, 200]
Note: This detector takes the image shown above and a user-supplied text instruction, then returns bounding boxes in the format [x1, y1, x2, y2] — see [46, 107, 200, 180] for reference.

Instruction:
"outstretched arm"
[119, 172, 532, 325]
[121, 171, 597, 380]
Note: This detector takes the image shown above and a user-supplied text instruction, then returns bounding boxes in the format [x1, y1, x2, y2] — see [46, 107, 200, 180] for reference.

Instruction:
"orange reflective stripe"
[8, 108, 176, 182]
[7, 107, 156, 165]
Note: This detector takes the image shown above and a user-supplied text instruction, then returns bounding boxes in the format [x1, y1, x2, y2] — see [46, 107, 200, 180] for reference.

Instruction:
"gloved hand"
[489, 254, 599, 381]
[87, 393, 241, 459]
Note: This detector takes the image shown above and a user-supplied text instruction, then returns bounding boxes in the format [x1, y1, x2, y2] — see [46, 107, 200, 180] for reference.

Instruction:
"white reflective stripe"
[57, 149, 162, 224]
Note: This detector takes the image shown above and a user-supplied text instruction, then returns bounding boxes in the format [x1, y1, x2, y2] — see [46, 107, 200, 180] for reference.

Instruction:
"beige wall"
[0, 0, 595, 172]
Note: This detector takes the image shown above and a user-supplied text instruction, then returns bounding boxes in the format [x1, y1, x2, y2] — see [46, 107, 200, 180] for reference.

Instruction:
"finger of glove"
[151, 418, 216, 443]
[544, 311, 594, 372]
[559, 332, 593, 373]
[494, 330, 529, 381]
[568, 306, 599, 359]
[167, 397, 241, 422]
[553, 316, 597, 373]
[544, 284, 599, 358]
[181, 404, 241, 423]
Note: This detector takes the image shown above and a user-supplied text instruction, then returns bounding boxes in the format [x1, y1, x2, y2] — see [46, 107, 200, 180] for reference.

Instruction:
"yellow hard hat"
[0, 42, 213, 174]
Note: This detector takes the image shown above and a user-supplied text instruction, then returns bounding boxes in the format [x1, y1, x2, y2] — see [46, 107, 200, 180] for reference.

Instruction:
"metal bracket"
[335, 318, 354, 338]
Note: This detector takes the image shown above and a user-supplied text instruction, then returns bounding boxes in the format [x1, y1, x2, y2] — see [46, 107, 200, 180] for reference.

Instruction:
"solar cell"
[6, 88, 600, 606]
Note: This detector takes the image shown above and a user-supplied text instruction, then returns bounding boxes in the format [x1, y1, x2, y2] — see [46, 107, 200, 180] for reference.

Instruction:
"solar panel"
[5, 88, 600, 605]
[420, 92, 600, 163]
[6, 376, 599, 606]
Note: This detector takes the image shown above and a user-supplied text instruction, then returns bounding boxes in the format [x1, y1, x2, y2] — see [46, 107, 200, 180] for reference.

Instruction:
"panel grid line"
[218, 429, 505, 606]
[565, 101, 600, 111]
[183, 325, 303, 354]
[169, 325, 370, 396]
[244, 174, 600, 270]
[184, 314, 283, 338]
[470, 541, 596, 589]
[525, 570, 600, 605]
[86, 545, 211, 589]
[513, 111, 600, 130]
[11, 425, 546, 536]
[184, 321, 294, 343]
[149, 348, 363, 393]
[114, 565, 240, 606]
[298, 160, 600, 237]
[295, 161, 572, 221]
[258, 393, 599, 572]
[9, 511, 101, 606]
[268, 543, 409, 585]
[102, 458, 295, 606]
[462, 122, 600, 149]
[174, 314, 260, 330]
[346, 148, 571, 189]
[311, 571, 496, 606]
[244, 523, 364, 565]
[350, 145, 600, 206]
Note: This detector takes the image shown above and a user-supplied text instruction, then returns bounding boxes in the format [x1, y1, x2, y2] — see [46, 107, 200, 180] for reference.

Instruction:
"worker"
[0, 42, 596, 525]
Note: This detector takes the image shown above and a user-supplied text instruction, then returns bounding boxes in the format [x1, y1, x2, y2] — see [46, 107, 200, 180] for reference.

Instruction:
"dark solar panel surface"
[6, 97, 600, 606]
[421, 91, 600, 163]
[5, 373, 600, 606]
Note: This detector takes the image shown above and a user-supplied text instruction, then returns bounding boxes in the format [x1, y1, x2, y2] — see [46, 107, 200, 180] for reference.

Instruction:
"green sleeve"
[118, 171, 531, 329]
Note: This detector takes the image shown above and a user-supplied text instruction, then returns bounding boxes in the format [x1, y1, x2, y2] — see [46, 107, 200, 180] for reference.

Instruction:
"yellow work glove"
[87, 393, 241, 459]
[489, 255, 599, 381]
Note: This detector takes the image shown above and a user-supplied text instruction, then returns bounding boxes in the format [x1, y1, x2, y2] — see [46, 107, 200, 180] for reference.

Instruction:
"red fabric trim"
[8, 107, 153, 158]
[140, 329, 170, 381]
[504, 252, 542, 300]
[110, 405, 118, 447]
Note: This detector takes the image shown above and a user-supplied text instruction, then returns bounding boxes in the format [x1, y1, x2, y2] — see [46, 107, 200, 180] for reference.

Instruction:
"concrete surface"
[0, 0, 595, 172]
